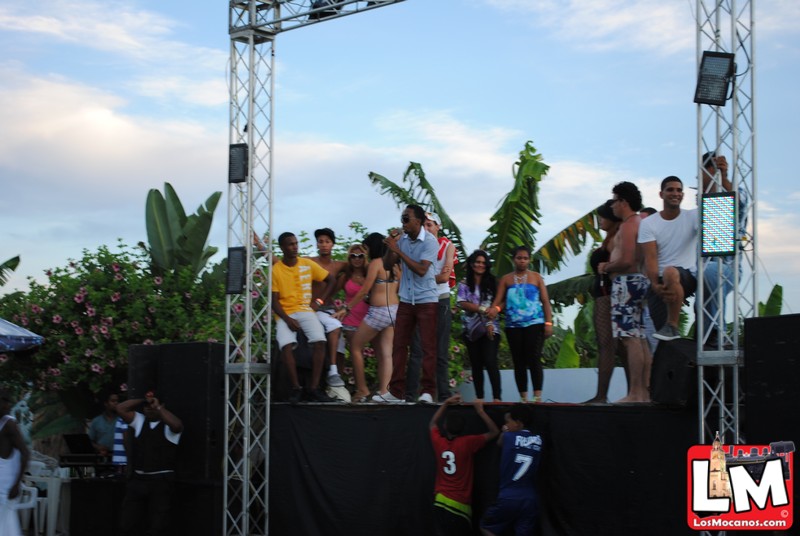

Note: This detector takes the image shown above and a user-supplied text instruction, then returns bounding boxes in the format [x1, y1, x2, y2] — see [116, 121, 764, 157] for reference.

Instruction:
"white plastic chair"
[11, 483, 40, 535]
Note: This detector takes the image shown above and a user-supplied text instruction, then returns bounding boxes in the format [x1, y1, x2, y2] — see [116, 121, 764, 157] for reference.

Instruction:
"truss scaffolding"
[224, 2, 404, 535]
[695, 0, 756, 448]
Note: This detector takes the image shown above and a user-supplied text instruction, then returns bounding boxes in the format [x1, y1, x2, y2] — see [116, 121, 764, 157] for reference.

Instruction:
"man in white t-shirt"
[638, 176, 698, 341]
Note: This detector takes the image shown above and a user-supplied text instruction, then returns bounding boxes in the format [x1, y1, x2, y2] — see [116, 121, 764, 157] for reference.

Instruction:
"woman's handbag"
[463, 314, 487, 342]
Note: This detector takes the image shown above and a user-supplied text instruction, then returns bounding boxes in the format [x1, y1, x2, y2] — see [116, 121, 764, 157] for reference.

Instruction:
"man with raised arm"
[598, 181, 652, 403]
[480, 404, 543, 536]
[429, 394, 499, 535]
[117, 391, 183, 536]
[375, 204, 439, 404]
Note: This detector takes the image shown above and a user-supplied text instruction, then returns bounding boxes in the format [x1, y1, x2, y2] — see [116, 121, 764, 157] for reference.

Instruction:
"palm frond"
[480, 141, 549, 276]
[532, 209, 603, 275]
[0, 256, 20, 286]
[546, 274, 594, 310]
[368, 163, 468, 274]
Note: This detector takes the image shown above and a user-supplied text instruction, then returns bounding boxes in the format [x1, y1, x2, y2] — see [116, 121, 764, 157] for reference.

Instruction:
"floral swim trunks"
[610, 273, 650, 339]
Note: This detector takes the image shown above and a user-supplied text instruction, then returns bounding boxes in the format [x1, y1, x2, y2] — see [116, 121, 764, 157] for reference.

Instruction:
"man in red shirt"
[429, 394, 499, 535]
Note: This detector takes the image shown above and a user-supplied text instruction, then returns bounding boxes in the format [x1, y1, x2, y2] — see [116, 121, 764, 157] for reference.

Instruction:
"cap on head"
[314, 228, 336, 244]
[701, 151, 716, 169]
[640, 207, 657, 216]
[597, 199, 622, 222]
[425, 212, 441, 226]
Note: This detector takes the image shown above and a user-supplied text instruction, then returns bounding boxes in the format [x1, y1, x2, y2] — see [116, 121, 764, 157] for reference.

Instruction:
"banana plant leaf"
[0, 256, 20, 287]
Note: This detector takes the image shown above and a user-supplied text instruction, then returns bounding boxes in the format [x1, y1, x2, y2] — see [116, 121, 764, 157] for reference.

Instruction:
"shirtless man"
[309, 228, 347, 387]
[598, 181, 652, 403]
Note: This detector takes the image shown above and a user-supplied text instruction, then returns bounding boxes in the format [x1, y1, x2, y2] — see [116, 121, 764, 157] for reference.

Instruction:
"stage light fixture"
[701, 192, 737, 257]
[694, 51, 735, 106]
[226, 247, 246, 294]
[228, 143, 248, 183]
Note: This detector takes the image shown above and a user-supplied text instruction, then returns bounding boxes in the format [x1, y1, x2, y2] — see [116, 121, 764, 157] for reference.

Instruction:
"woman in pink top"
[336, 244, 370, 336]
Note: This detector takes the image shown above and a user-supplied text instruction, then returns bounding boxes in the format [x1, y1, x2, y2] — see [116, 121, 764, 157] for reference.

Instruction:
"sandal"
[352, 392, 370, 404]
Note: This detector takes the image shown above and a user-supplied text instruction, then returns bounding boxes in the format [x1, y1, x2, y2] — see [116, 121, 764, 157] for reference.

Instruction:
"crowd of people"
[586, 152, 739, 403]
[269, 203, 555, 405]
[267, 151, 738, 408]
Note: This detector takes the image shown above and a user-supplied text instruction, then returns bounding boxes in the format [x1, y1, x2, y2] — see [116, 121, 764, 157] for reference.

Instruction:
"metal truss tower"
[695, 0, 756, 446]
[224, 2, 404, 535]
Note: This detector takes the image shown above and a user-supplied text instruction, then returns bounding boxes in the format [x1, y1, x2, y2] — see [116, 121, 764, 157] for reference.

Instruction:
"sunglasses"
[401, 215, 411, 223]
[349, 253, 365, 259]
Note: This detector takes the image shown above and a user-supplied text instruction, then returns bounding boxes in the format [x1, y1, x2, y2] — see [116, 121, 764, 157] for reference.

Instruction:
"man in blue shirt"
[700, 152, 747, 349]
[480, 404, 542, 536]
[374, 204, 439, 403]
[88, 389, 119, 455]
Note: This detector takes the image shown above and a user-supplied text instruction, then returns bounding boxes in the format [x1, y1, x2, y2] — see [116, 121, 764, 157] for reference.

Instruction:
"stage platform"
[268, 401, 697, 536]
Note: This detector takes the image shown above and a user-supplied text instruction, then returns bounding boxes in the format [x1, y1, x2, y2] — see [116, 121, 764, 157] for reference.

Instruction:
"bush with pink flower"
[0, 240, 225, 404]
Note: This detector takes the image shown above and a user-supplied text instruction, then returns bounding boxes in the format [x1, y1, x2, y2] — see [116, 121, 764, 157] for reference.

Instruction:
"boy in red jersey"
[429, 394, 499, 536]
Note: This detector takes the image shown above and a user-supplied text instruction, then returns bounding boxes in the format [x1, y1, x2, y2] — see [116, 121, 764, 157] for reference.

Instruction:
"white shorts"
[316, 310, 343, 334]
[276, 312, 326, 350]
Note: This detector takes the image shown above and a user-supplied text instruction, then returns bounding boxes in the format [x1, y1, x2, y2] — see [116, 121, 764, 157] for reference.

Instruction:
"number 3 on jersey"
[441, 450, 457, 475]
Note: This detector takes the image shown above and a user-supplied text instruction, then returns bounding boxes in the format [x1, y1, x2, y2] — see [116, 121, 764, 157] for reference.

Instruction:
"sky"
[1, 0, 799, 319]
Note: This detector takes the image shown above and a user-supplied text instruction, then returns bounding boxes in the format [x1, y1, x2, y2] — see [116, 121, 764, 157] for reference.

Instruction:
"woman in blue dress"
[488, 245, 553, 402]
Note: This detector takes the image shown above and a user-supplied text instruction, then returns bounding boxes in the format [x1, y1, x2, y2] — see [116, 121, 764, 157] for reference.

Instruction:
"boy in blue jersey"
[480, 404, 542, 536]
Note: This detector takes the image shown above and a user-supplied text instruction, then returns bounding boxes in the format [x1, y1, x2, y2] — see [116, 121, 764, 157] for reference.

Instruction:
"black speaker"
[650, 338, 697, 406]
[744, 314, 800, 445]
[128, 342, 225, 481]
[69, 478, 126, 535]
[127, 344, 159, 399]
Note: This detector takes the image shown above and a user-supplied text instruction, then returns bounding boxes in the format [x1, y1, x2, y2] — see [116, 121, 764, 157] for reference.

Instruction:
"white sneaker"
[327, 373, 345, 387]
[417, 393, 433, 404]
[372, 392, 405, 404]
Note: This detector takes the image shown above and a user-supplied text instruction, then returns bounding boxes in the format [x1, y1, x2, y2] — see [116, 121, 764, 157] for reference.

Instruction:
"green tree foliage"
[144, 183, 221, 277]
[0, 242, 225, 417]
[758, 284, 783, 317]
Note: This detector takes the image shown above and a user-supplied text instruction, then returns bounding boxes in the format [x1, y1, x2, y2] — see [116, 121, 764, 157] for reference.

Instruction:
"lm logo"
[686, 435, 794, 531]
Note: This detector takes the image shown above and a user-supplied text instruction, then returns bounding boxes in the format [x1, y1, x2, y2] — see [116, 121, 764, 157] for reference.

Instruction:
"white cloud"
[0, 1, 227, 106]
[483, 0, 693, 55]
[483, 0, 800, 56]
[0, 68, 224, 195]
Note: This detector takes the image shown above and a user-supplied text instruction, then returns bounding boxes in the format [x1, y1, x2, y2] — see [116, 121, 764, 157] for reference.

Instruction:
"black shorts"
[647, 267, 697, 330]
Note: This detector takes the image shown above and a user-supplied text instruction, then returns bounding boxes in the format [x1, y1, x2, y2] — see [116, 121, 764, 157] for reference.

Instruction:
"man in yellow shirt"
[272, 232, 338, 403]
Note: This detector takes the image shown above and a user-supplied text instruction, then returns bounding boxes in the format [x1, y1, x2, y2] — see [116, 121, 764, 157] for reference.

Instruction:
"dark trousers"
[506, 324, 545, 393]
[119, 474, 174, 536]
[433, 504, 472, 536]
[406, 296, 452, 400]
[465, 333, 501, 400]
[390, 301, 438, 398]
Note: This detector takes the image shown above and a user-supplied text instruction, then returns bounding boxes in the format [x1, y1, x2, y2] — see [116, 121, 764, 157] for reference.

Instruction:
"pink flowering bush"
[0, 241, 225, 399]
